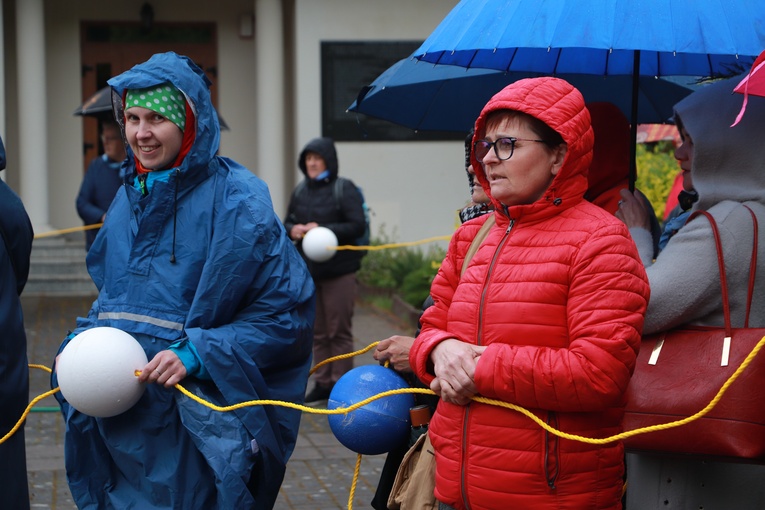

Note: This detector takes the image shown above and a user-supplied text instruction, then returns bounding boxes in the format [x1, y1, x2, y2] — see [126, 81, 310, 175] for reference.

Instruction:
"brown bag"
[460, 214, 495, 277]
[623, 207, 765, 461]
[387, 432, 437, 510]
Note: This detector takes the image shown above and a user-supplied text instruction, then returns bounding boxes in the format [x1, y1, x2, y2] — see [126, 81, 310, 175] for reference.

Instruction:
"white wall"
[294, 0, 464, 247]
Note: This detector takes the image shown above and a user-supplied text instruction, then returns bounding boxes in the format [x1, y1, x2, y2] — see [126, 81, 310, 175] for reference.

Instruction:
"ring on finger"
[155, 369, 163, 376]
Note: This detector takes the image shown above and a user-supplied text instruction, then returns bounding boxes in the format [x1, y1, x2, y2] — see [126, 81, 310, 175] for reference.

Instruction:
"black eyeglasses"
[473, 137, 548, 161]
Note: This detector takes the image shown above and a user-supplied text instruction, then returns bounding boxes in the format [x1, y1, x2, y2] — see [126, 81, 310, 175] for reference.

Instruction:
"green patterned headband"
[125, 83, 186, 131]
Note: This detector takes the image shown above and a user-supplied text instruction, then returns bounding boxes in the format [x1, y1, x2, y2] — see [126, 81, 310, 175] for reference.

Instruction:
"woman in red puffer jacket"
[410, 77, 650, 510]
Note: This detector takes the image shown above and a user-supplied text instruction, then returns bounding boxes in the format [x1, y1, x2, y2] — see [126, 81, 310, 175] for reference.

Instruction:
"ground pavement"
[20, 295, 415, 510]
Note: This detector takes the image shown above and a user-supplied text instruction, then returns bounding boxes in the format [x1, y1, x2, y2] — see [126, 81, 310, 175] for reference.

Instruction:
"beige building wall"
[293, 0, 464, 246]
[5, 0, 464, 247]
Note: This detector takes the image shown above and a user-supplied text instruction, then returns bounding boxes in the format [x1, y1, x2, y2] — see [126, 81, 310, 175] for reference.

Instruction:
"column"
[16, 0, 51, 231]
[255, 0, 288, 214]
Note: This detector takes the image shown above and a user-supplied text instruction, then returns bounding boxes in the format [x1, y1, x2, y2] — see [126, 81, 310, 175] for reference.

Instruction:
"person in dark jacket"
[53, 52, 315, 510]
[459, 129, 494, 224]
[284, 137, 366, 403]
[0, 134, 34, 510]
[75, 121, 125, 250]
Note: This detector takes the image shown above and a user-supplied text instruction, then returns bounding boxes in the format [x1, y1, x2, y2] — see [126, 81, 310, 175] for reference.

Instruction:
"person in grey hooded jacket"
[53, 52, 315, 510]
[619, 77, 765, 509]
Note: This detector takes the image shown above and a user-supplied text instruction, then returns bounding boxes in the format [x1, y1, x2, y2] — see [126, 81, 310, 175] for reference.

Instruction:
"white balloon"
[57, 327, 148, 418]
[302, 226, 338, 262]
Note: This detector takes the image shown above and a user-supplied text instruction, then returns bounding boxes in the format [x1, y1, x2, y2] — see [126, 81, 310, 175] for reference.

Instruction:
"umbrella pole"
[629, 50, 640, 193]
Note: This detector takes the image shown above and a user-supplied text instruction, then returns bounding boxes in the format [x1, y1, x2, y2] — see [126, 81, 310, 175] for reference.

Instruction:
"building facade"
[1, 0, 467, 248]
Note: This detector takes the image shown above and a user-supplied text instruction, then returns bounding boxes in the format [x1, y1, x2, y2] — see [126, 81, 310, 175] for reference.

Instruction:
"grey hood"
[673, 77, 765, 212]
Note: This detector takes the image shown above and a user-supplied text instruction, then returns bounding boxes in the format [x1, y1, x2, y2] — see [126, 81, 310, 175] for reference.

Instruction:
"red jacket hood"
[472, 77, 593, 222]
[585, 102, 631, 213]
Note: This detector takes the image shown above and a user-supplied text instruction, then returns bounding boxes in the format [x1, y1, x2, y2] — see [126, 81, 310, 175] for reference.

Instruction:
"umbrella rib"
[604, 48, 610, 76]
[505, 47, 518, 73]
[553, 48, 562, 76]
[416, 80, 448, 129]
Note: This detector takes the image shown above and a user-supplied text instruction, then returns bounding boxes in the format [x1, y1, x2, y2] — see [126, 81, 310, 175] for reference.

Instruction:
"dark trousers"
[0, 426, 30, 509]
[312, 272, 356, 386]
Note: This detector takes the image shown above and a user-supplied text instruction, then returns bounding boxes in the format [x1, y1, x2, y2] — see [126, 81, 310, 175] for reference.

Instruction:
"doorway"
[79, 22, 218, 173]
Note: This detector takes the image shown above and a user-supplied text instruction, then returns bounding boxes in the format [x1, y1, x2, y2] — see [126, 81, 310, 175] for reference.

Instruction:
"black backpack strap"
[333, 177, 345, 212]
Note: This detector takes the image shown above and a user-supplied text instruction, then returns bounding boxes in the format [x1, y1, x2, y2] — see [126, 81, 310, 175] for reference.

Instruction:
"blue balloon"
[327, 365, 415, 455]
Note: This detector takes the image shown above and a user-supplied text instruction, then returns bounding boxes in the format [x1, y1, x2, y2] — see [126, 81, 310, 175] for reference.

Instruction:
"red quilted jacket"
[411, 78, 650, 510]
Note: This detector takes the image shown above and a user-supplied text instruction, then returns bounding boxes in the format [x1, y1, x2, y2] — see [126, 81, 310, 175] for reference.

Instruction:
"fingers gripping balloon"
[56, 327, 148, 418]
[302, 226, 338, 262]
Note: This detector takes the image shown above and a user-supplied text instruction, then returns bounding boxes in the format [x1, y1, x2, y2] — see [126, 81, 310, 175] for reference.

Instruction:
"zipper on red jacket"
[475, 219, 515, 346]
[545, 412, 559, 490]
[461, 218, 515, 510]
[460, 409, 472, 510]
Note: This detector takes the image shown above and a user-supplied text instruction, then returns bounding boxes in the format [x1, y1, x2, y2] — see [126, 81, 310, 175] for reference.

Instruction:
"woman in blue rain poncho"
[53, 52, 315, 509]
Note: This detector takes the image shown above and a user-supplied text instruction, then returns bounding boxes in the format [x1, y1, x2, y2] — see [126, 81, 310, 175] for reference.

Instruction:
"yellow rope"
[11, 335, 765, 510]
[0, 387, 60, 445]
[11, 335, 765, 444]
[155, 327, 765, 443]
[31, 222, 451, 252]
[29, 363, 52, 374]
[334, 235, 452, 251]
[348, 453, 362, 510]
[34, 223, 103, 239]
[310, 342, 379, 375]
[0, 364, 59, 445]
[483, 334, 765, 444]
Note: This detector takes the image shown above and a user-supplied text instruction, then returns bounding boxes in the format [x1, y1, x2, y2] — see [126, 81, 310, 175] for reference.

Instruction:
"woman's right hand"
[373, 335, 415, 373]
[289, 223, 320, 241]
[615, 188, 651, 230]
[430, 339, 486, 406]
[289, 224, 309, 240]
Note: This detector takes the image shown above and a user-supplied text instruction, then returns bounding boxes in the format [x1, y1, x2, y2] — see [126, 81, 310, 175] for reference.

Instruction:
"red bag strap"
[688, 207, 758, 333]
[743, 206, 758, 328]
[689, 210, 732, 336]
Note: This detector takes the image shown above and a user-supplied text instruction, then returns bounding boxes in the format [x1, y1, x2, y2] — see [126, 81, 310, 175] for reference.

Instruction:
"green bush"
[400, 266, 437, 310]
[358, 224, 446, 308]
[635, 142, 680, 220]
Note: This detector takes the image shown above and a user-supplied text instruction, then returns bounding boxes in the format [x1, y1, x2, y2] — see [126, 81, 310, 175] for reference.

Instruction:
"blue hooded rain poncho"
[53, 52, 315, 509]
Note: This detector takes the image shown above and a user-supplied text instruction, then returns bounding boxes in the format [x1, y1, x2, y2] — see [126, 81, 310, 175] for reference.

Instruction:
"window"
[321, 41, 464, 142]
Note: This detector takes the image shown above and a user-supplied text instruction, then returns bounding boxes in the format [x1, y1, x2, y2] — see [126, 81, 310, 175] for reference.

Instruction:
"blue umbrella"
[414, 0, 764, 76]
[411, 0, 765, 183]
[348, 57, 697, 133]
